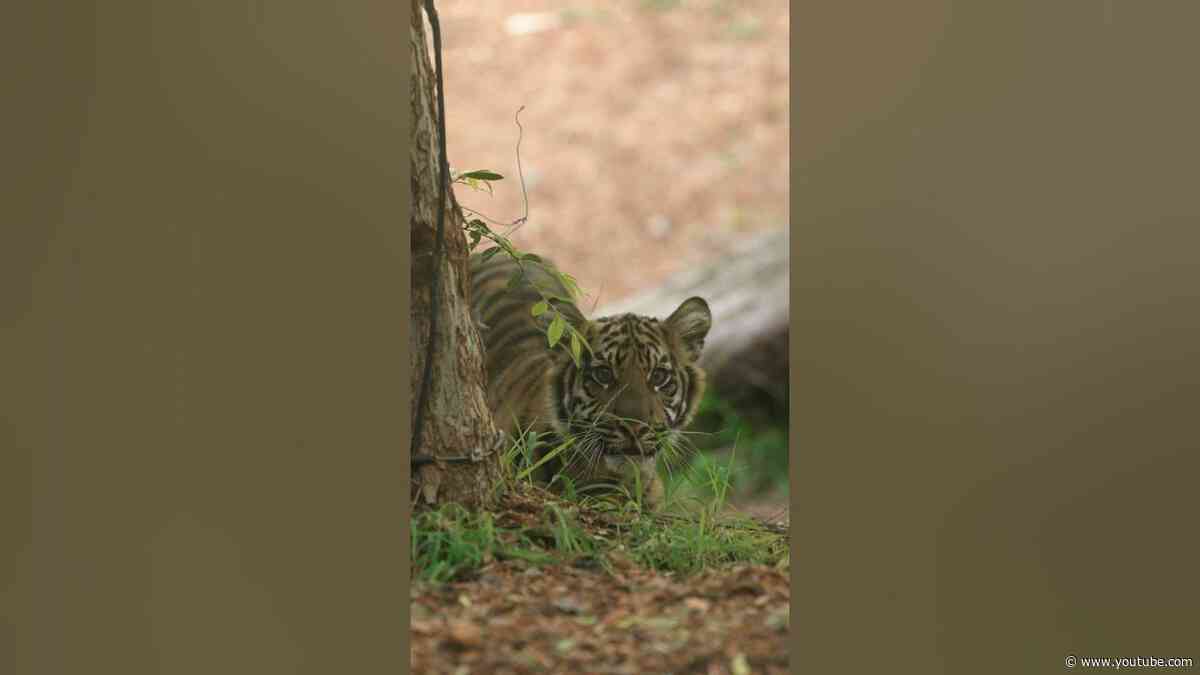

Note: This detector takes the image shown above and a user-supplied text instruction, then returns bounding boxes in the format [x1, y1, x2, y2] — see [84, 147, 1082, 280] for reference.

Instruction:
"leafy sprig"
[453, 169, 591, 367]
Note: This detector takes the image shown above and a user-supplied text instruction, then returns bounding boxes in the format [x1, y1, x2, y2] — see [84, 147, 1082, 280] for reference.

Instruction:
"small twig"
[456, 105, 531, 234]
[511, 105, 530, 231]
[411, 454, 478, 466]
[460, 205, 516, 228]
[587, 281, 605, 315]
[411, 431, 507, 468]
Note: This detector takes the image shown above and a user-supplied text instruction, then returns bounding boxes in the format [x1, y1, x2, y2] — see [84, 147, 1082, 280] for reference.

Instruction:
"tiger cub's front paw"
[636, 462, 665, 512]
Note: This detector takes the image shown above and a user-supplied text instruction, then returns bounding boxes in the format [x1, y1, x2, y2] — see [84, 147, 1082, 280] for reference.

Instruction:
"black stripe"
[490, 328, 550, 365]
[507, 357, 553, 414]
[554, 361, 576, 428]
[482, 306, 536, 349]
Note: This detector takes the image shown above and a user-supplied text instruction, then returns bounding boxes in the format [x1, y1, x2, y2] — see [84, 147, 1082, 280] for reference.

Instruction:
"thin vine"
[451, 113, 593, 368]
[411, 0, 451, 459]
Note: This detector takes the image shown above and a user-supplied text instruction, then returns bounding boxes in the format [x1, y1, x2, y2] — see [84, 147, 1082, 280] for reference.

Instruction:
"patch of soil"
[411, 561, 789, 674]
[412, 488, 789, 673]
[439, 0, 790, 306]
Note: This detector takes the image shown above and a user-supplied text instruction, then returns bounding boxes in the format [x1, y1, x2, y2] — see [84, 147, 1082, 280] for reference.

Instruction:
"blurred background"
[439, 0, 790, 517]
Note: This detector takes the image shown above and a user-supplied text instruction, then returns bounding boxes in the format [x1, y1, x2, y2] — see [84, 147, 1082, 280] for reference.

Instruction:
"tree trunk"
[409, 0, 502, 508]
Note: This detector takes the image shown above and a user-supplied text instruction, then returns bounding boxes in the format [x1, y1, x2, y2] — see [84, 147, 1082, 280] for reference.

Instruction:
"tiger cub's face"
[550, 297, 712, 473]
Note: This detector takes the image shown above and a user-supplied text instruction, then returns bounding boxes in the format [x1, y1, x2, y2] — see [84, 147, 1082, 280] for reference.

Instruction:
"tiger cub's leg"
[629, 457, 665, 512]
[640, 466, 665, 512]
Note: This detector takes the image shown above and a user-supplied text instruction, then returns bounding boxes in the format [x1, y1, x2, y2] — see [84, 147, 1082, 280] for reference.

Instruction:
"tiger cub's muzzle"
[579, 417, 666, 459]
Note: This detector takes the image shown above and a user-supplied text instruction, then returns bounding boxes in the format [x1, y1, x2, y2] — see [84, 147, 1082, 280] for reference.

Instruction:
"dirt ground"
[439, 0, 790, 305]
[416, 3, 791, 672]
[411, 489, 790, 674]
[412, 561, 789, 674]
[410, 481, 790, 672]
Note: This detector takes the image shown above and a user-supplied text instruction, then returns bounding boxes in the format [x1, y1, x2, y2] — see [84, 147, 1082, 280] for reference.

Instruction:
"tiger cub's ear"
[665, 297, 712, 363]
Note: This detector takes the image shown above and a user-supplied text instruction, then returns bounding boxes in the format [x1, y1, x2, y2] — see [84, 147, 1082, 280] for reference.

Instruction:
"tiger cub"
[469, 252, 712, 509]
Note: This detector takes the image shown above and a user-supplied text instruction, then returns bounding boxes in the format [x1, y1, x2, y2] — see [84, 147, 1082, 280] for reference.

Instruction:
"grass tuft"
[413, 436, 786, 584]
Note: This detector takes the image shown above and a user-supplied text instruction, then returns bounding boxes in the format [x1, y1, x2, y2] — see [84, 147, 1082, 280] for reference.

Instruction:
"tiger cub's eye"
[650, 368, 672, 388]
[591, 366, 614, 386]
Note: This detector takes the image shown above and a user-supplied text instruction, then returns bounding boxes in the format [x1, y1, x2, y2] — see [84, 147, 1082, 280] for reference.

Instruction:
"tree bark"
[409, 0, 502, 508]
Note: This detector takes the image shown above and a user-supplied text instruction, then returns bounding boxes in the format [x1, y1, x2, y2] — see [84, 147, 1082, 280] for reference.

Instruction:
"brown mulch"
[411, 487, 790, 674]
[411, 561, 789, 674]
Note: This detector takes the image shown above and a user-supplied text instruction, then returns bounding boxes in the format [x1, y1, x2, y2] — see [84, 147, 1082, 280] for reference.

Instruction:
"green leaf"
[572, 329, 593, 355]
[558, 272, 583, 299]
[547, 313, 566, 348]
[458, 169, 504, 181]
[480, 247, 502, 262]
[471, 178, 495, 195]
[570, 331, 582, 365]
[531, 300, 549, 317]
